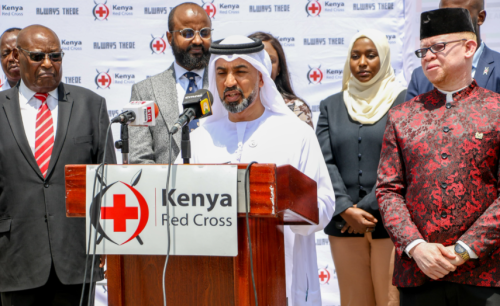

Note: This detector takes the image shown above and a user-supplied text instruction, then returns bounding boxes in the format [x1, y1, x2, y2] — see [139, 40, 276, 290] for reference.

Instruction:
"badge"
[484, 67, 489, 75]
[475, 132, 483, 140]
[249, 140, 258, 148]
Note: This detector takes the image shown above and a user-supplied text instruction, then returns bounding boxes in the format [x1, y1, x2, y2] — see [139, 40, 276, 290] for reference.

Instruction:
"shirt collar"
[472, 41, 485, 69]
[19, 80, 59, 104]
[173, 61, 205, 81]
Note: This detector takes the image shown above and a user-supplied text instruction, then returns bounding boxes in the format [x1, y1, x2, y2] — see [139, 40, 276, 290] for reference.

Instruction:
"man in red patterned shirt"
[377, 7, 500, 305]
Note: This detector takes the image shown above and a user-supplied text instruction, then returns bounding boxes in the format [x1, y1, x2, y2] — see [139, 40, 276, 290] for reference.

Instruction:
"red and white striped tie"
[34, 93, 54, 178]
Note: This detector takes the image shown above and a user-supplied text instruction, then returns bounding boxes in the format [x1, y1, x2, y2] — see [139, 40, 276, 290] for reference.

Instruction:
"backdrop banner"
[2, 1, 500, 305]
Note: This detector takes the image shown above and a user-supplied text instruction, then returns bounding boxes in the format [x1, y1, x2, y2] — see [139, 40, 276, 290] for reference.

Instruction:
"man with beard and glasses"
[1, 28, 22, 91]
[406, 0, 500, 101]
[129, 2, 211, 164]
[175, 35, 335, 306]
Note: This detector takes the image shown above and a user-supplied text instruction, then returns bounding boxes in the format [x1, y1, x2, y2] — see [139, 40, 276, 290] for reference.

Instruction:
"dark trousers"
[399, 281, 500, 306]
[0, 265, 95, 306]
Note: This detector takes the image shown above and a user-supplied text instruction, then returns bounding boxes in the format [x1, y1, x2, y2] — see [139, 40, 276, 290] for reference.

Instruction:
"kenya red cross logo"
[150, 34, 167, 54]
[318, 267, 331, 285]
[0, 74, 4, 90]
[95, 69, 112, 89]
[306, 0, 321, 17]
[202, 0, 216, 18]
[90, 169, 149, 246]
[93, 0, 110, 21]
[307, 65, 323, 84]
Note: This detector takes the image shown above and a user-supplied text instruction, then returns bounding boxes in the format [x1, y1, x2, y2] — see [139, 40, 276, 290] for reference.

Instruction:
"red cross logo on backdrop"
[90, 169, 150, 246]
[93, 1, 110, 21]
[202, 1, 216, 18]
[318, 268, 331, 285]
[95, 70, 112, 89]
[0, 75, 4, 89]
[307, 66, 323, 84]
[306, 0, 322, 17]
[150, 35, 167, 54]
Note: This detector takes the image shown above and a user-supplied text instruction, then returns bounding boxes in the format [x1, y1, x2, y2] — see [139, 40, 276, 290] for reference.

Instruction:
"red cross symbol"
[319, 270, 328, 282]
[95, 6, 107, 17]
[309, 3, 319, 14]
[205, 4, 214, 16]
[310, 70, 321, 82]
[98, 75, 110, 86]
[101, 194, 139, 232]
[153, 40, 164, 51]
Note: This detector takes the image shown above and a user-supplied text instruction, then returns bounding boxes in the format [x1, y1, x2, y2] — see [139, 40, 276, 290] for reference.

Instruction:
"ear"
[167, 31, 173, 46]
[478, 10, 486, 26]
[258, 72, 264, 88]
[464, 39, 477, 59]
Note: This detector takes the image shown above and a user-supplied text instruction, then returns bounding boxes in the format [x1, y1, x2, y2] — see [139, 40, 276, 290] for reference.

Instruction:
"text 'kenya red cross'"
[309, 3, 319, 14]
[101, 194, 138, 232]
[310, 71, 321, 82]
[153, 40, 164, 51]
[96, 6, 107, 17]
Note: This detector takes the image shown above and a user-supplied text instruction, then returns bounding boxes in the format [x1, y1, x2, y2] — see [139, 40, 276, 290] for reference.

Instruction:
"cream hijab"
[342, 29, 405, 124]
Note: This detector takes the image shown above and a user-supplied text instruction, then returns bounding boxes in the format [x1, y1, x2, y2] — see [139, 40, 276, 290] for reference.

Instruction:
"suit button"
[443, 126, 450, 133]
[359, 124, 363, 127]
[359, 185, 364, 190]
[44, 183, 49, 188]
[441, 212, 447, 218]
[358, 153, 362, 159]
[441, 153, 448, 159]
[446, 103, 452, 109]
[358, 137, 362, 142]
[441, 183, 447, 189]
[359, 170, 363, 175]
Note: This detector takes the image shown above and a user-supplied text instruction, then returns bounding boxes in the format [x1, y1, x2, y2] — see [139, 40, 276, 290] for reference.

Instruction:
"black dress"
[316, 90, 407, 239]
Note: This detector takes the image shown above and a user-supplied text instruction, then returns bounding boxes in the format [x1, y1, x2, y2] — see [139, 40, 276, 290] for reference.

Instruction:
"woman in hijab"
[316, 29, 406, 306]
[248, 32, 313, 128]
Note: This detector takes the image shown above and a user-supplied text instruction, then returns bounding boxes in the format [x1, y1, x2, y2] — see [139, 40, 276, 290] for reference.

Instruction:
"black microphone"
[170, 89, 214, 135]
[111, 110, 136, 124]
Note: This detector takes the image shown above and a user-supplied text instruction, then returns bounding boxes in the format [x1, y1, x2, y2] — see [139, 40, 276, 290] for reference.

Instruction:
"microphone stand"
[115, 124, 129, 165]
[181, 125, 191, 164]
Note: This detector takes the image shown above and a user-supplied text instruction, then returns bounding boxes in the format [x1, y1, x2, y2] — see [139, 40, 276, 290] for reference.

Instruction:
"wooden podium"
[65, 163, 318, 306]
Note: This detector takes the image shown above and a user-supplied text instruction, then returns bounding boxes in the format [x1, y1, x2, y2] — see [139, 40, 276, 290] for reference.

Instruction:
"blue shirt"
[472, 41, 485, 77]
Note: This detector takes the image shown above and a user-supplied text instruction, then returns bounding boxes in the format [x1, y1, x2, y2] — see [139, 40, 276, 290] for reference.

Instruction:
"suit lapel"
[2, 86, 44, 179]
[46, 83, 74, 178]
[151, 64, 182, 145]
[474, 46, 495, 88]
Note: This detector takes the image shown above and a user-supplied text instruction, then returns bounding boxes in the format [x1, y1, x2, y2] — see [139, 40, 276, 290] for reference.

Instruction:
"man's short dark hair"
[168, 2, 209, 32]
[1, 27, 22, 40]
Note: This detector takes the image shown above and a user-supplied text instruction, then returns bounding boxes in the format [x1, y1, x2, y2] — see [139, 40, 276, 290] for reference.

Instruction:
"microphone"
[111, 101, 159, 126]
[170, 89, 214, 135]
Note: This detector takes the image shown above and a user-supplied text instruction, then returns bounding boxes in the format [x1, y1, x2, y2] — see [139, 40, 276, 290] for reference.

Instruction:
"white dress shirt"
[472, 41, 485, 78]
[173, 62, 204, 114]
[18, 80, 59, 155]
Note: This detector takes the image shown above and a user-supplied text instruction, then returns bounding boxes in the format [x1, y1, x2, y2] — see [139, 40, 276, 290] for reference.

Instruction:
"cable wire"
[244, 162, 259, 306]
[162, 132, 174, 306]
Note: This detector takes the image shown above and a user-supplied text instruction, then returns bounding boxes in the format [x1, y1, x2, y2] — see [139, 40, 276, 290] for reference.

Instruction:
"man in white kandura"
[177, 35, 335, 305]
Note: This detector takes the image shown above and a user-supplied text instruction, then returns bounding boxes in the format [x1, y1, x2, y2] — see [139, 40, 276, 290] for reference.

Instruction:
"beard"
[171, 38, 210, 70]
[220, 85, 259, 114]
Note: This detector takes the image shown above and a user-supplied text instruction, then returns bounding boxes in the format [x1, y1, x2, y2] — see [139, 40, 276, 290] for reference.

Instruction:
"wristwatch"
[454, 244, 470, 262]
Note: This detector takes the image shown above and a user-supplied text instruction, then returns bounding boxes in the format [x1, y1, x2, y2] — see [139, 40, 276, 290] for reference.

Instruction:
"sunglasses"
[415, 39, 467, 58]
[18, 47, 64, 62]
[171, 27, 213, 39]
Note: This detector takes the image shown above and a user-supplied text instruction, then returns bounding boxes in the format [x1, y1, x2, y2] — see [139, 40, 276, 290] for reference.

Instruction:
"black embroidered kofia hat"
[209, 38, 264, 55]
[420, 8, 475, 40]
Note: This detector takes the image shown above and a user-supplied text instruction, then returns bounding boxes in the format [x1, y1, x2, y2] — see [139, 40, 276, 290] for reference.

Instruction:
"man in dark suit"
[130, 2, 211, 164]
[0, 25, 116, 305]
[406, 0, 500, 100]
[0, 28, 21, 91]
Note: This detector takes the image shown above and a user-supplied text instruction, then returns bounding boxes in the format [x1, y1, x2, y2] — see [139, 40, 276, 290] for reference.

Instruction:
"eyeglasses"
[415, 39, 467, 58]
[17, 47, 64, 62]
[170, 28, 213, 39]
